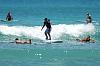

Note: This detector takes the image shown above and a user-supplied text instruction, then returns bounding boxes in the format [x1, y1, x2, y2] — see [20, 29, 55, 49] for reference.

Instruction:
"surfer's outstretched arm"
[41, 22, 46, 31]
[41, 24, 45, 31]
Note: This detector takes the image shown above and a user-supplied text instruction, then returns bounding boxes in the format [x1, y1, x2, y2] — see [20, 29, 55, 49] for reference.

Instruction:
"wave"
[0, 23, 95, 40]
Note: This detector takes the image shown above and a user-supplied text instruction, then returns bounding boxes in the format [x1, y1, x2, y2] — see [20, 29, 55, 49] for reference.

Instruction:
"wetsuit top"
[7, 13, 11, 18]
[6, 13, 12, 21]
[44, 21, 51, 29]
[88, 16, 91, 19]
[87, 15, 92, 20]
[86, 15, 92, 23]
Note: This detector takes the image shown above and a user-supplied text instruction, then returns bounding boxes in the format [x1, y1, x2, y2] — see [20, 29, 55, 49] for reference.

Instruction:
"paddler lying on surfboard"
[76, 35, 95, 43]
[15, 38, 32, 44]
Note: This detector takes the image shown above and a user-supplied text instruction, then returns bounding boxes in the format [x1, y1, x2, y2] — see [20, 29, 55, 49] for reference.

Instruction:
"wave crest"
[0, 23, 95, 40]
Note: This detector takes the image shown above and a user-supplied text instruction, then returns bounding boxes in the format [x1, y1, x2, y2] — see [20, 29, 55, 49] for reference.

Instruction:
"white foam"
[0, 23, 95, 40]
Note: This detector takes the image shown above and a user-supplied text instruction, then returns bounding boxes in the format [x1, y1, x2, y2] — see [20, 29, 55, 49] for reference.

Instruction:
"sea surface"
[0, 0, 100, 66]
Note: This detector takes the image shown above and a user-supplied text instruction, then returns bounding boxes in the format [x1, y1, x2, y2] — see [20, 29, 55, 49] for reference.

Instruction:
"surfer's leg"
[47, 29, 51, 40]
[48, 33, 51, 40]
[45, 32, 48, 40]
[45, 29, 48, 40]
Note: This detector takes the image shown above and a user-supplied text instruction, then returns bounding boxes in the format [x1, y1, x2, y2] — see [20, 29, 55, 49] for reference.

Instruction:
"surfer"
[6, 12, 13, 21]
[86, 13, 92, 24]
[15, 38, 32, 44]
[76, 35, 95, 43]
[41, 18, 51, 40]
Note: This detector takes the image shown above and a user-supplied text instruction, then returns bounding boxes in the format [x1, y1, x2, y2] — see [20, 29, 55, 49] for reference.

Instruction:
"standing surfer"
[41, 18, 52, 40]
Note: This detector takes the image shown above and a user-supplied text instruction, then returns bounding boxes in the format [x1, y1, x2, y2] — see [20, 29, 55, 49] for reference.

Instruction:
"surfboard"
[0, 19, 18, 22]
[44, 40, 63, 43]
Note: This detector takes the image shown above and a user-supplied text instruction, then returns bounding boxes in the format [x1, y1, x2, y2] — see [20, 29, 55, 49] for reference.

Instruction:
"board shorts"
[45, 28, 51, 33]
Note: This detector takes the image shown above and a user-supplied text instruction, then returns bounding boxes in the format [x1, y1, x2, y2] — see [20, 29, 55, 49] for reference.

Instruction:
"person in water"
[77, 35, 95, 43]
[41, 18, 52, 40]
[6, 12, 13, 21]
[86, 13, 92, 24]
[15, 38, 32, 44]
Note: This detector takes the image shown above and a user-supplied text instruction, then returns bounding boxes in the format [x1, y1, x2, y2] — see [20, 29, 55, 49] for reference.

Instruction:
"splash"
[0, 23, 95, 40]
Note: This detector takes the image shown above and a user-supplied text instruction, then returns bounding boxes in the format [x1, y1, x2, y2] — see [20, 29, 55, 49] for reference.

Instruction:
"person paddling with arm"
[76, 35, 95, 43]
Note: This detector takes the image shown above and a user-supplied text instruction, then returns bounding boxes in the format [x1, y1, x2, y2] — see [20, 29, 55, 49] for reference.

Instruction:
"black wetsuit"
[44, 21, 51, 33]
[6, 13, 12, 21]
[42, 19, 52, 40]
[87, 16, 92, 23]
[44, 22, 51, 29]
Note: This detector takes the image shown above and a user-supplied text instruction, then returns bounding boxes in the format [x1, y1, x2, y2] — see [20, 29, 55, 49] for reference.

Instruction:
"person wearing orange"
[76, 35, 95, 43]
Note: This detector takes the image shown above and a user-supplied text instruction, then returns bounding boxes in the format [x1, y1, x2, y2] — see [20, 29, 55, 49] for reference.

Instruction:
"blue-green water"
[0, 0, 100, 66]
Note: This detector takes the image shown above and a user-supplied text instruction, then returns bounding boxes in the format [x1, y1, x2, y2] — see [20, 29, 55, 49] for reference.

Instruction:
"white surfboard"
[44, 40, 63, 43]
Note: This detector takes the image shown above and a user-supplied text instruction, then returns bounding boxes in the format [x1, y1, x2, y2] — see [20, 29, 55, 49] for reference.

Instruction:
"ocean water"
[0, 0, 100, 66]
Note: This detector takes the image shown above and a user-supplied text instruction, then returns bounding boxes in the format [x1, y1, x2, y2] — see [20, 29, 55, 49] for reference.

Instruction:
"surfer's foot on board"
[48, 38, 51, 40]
[46, 37, 51, 40]
[46, 37, 48, 40]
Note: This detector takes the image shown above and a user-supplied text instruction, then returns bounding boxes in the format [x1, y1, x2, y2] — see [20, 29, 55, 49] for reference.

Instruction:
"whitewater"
[0, 23, 95, 41]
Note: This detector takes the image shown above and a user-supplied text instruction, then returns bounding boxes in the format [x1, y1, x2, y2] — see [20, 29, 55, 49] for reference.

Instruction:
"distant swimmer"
[15, 38, 32, 44]
[76, 35, 95, 43]
[86, 13, 92, 24]
[6, 11, 13, 21]
[41, 18, 52, 40]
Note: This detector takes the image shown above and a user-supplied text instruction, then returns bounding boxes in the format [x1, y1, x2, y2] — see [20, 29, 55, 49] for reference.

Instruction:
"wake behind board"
[0, 19, 18, 22]
[44, 40, 63, 43]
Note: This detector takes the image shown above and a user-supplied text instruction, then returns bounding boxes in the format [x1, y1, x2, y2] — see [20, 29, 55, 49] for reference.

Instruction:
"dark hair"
[29, 39, 32, 44]
[15, 38, 19, 40]
[44, 18, 48, 20]
[87, 35, 90, 38]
